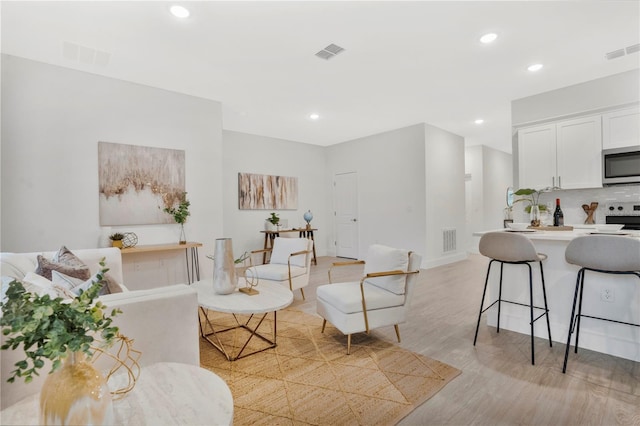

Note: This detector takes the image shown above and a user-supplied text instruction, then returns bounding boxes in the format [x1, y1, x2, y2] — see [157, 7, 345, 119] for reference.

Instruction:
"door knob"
[352, 218, 357, 222]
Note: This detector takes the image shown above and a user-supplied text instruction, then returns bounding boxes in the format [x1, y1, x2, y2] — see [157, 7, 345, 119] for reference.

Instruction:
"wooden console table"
[260, 229, 317, 265]
[121, 242, 202, 284]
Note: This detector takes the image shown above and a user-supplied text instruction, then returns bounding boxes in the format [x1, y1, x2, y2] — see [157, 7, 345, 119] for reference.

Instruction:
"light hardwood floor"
[291, 255, 640, 425]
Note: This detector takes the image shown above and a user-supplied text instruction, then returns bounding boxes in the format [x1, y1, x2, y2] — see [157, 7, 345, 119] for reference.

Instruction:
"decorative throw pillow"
[53, 246, 87, 268]
[35, 247, 91, 281]
[53, 271, 123, 296]
[21, 272, 59, 298]
[269, 238, 309, 267]
[363, 245, 409, 295]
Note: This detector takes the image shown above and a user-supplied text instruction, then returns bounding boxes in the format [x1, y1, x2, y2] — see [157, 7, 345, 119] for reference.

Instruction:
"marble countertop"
[473, 225, 640, 241]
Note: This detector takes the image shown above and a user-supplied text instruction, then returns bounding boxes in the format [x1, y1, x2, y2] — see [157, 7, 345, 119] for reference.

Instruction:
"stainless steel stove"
[605, 202, 640, 230]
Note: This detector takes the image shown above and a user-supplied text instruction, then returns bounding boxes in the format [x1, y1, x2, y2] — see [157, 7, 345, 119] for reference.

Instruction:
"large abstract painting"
[99, 142, 185, 225]
[238, 172, 298, 210]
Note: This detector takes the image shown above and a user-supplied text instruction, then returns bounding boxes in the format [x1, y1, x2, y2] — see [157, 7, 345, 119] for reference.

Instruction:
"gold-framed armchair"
[316, 245, 421, 354]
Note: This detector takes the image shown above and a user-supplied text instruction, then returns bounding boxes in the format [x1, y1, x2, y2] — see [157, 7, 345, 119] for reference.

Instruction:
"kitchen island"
[473, 227, 640, 362]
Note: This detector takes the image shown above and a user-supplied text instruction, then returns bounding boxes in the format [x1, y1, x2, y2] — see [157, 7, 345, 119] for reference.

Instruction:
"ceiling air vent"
[605, 48, 626, 60]
[605, 43, 640, 60]
[626, 43, 640, 55]
[315, 43, 345, 60]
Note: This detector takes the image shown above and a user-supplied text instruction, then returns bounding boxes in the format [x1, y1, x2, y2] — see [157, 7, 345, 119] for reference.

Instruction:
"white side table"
[0, 362, 234, 425]
[192, 279, 293, 361]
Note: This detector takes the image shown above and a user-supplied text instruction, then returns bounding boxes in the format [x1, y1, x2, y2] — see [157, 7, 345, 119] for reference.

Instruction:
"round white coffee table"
[0, 362, 233, 425]
[192, 279, 293, 361]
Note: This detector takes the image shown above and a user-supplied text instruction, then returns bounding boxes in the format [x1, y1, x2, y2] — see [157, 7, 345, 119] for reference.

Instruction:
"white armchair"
[316, 244, 421, 354]
[245, 237, 314, 300]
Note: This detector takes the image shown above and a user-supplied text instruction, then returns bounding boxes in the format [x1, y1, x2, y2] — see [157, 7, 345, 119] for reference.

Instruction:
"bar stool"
[562, 235, 640, 373]
[473, 231, 553, 365]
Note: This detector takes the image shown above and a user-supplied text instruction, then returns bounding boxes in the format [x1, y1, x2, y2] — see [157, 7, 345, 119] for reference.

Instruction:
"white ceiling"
[2, 1, 639, 153]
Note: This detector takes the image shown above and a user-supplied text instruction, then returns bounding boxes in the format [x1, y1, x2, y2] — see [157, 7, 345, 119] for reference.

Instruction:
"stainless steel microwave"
[602, 146, 640, 186]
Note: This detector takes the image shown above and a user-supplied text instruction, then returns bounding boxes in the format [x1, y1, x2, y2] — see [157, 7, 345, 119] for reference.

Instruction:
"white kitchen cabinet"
[517, 124, 556, 189]
[518, 115, 602, 190]
[602, 106, 640, 150]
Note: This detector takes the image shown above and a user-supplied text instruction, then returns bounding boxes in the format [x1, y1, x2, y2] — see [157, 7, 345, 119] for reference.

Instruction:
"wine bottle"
[553, 198, 564, 227]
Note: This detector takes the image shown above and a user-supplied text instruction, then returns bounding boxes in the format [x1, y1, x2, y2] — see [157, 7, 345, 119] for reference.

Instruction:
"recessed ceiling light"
[170, 5, 190, 18]
[474, 119, 484, 125]
[527, 63, 544, 72]
[309, 113, 320, 120]
[480, 33, 497, 44]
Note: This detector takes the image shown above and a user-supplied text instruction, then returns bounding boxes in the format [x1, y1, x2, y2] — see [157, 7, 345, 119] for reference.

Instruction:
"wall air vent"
[315, 43, 345, 60]
[443, 228, 457, 253]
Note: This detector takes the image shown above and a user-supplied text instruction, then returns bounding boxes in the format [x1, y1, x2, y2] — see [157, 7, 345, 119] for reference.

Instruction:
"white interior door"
[334, 172, 358, 259]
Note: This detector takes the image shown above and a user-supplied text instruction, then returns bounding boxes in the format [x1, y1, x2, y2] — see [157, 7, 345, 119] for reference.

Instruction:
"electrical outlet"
[601, 288, 615, 303]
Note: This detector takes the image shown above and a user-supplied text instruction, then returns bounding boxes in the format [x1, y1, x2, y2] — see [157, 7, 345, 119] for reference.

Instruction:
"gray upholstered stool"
[563, 235, 640, 373]
[474, 231, 552, 365]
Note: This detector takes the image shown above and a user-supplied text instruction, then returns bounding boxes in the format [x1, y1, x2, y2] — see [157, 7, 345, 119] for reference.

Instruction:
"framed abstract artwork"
[98, 141, 185, 225]
[238, 172, 298, 210]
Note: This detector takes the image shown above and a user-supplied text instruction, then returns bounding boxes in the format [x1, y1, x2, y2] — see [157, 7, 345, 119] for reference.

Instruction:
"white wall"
[512, 69, 640, 126]
[1, 55, 223, 287]
[325, 124, 427, 260]
[465, 145, 513, 252]
[424, 124, 467, 268]
[221, 130, 327, 258]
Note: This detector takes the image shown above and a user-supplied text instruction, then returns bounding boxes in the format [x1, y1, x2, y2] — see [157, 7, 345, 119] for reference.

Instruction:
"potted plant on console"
[265, 212, 280, 232]
[0, 260, 121, 424]
[164, 192, 190, 244]
[109, 232, 125, 249]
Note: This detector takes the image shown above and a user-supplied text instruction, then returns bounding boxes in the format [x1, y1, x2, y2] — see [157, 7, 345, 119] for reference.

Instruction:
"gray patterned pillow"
[35, 246, 91, 281]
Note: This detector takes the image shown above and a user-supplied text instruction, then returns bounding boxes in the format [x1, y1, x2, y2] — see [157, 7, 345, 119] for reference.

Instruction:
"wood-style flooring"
[291, 254, 640, 426]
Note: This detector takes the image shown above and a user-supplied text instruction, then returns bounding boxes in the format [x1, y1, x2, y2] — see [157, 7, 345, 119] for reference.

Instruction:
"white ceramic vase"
[212, 238, 237, 295]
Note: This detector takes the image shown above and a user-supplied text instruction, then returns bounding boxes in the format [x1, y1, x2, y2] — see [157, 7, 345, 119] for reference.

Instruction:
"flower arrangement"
[163, 191, 190, 224]
[0, 260, 121, 383]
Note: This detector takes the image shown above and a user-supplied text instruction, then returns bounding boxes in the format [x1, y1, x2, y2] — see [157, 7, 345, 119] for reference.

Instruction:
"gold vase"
[40, 352, 114, 425]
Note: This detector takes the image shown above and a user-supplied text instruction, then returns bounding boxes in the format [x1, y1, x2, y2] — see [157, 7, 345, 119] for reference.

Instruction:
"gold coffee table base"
[199, 307, 277, 361]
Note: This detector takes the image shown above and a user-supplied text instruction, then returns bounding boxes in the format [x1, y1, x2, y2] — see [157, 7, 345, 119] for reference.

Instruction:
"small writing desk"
[260, 228, 317, 265]
[121, 242, 202, 284]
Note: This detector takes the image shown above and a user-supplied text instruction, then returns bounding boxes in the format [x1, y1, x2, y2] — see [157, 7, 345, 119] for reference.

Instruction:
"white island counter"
[473, 227, 640, 362]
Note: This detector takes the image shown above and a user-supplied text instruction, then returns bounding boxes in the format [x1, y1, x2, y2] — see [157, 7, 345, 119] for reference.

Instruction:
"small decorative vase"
[40, 352, 113, 425]
[179, 224, 187, 245]
[212, 238, 237, 295]
[303, 210, 313, 229]
[530, 205, 541, 227]
[111, 240, 123, 249]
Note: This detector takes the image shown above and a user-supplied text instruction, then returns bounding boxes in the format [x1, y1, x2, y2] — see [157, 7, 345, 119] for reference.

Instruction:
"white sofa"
[0, 247, 200, 410]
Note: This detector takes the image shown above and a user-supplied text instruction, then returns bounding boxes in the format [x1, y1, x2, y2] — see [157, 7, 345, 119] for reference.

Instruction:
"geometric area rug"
[199, 308, 461, 425]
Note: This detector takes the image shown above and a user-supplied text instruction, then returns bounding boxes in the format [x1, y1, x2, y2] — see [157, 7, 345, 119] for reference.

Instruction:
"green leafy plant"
[163, 192, 190, 224]
[108, 233, 124, 241]
[0, 260, 121, 383]
[266, 212, 280, 225]
[514, 188, 550, 213]
[206, 251, 250, 265]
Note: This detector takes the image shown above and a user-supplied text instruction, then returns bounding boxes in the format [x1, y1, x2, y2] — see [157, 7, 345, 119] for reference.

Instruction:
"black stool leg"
[539, 261, 553, 347]
[563, 268, 583, 373]
[497, 261, 504, 333]
[574, 270, 586, 354]
[527, 263, 535, 365]
[474, 260, 494, 345]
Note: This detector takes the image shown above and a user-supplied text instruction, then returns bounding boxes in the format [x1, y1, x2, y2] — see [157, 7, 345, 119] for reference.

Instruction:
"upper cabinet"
[518, 115, 602, 190]
[602, 106, 640, 150]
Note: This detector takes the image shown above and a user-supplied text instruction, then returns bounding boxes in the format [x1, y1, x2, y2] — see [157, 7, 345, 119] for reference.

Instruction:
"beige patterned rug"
[199, 308, 461, 425]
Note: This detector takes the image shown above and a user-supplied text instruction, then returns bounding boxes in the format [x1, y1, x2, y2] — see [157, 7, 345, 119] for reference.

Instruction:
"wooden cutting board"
[529, 226, 574, 231]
